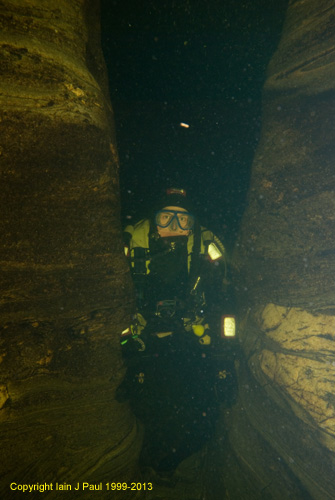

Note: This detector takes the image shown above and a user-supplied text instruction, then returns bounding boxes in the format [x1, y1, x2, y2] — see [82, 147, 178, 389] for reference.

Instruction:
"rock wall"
[0, 1, 139, 497]
[218, 1, 335, 498]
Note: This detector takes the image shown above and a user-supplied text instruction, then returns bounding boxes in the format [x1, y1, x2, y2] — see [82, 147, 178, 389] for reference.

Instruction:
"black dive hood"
[153, 187, 194, 214]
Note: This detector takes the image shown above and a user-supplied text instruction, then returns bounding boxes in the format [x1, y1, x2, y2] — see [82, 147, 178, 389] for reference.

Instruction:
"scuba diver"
[117, 187, 237, 473]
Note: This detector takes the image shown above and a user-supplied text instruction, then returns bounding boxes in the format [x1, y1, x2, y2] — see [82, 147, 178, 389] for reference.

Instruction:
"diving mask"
[155, 209, 195, 231]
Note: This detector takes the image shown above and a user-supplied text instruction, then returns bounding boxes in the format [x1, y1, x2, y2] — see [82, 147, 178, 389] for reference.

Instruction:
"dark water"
[118, 325, 238, 472]
[101, 0, 288, 249]
[101, 0, 289, 489]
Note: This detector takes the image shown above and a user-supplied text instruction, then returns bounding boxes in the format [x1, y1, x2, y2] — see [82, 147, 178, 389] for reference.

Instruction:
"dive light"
[221, 315, 236, 338]
[207, 242, 223, 262]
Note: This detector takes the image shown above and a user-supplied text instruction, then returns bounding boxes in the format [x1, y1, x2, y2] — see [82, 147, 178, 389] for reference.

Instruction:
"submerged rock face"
[223, 1, 335, 498]
[0, 1, 139, 497]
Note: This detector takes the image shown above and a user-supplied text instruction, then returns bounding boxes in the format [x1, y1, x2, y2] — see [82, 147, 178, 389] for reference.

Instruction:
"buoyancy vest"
[124, 219, 226, 278]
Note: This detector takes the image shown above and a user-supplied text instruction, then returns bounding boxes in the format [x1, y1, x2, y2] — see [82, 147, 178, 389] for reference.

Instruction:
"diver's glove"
[120, 313, 147, 353]
[183, 317, 211, 345]
[191, 323, 211, 345]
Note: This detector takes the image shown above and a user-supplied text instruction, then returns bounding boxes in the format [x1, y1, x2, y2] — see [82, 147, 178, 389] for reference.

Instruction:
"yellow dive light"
[207, 242, 223, 262]
[221, 315, 236, 338]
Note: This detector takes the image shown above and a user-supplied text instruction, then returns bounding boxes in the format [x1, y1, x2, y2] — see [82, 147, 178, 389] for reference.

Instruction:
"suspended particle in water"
[180, 122, 190, 128]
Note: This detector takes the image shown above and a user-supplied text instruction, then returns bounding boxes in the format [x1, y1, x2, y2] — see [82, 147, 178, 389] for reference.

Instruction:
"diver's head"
[154, 188, 195, 237]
